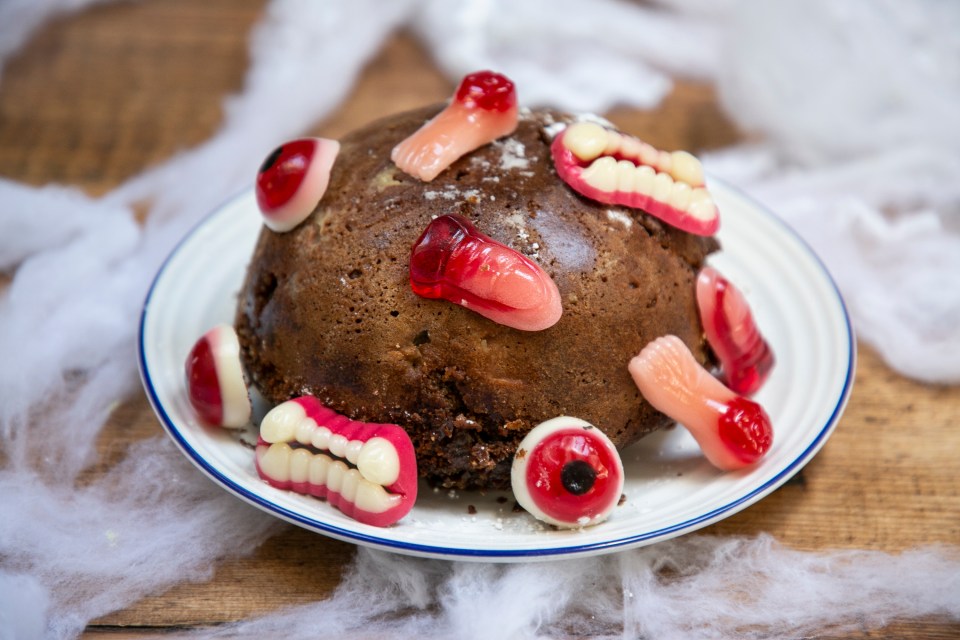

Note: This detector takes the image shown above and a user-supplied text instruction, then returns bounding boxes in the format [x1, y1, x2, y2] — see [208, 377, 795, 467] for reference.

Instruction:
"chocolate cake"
[235, 105, 718, 490]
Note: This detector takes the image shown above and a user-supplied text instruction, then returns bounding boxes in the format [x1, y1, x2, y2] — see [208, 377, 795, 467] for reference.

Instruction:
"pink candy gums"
[255, 396, 418, 527]
[184, 324, 251, 428]
[511, 417, 624, 529]
[696, 266, 775, 396]
[629, 335, 773, 471]
[551, 121, 719, 236]
[391, 70, 519, 182]
[410, 214, 563, 332]
[255, 137, 340, 232]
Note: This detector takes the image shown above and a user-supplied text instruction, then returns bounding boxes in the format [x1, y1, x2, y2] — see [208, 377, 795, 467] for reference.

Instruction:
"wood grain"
[1, 1, 957, 637]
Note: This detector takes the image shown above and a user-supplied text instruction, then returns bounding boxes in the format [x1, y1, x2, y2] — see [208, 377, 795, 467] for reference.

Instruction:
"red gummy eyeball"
[184, 324, 251, 427]
[511, 416, 624, 528]
[255, 137, 340, 232]
[410, 214, 562, 331]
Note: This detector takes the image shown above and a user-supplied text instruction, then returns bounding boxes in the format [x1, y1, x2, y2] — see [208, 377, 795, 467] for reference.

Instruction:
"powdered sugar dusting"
[606, 209, 633, 229]
[496, 138, 531, 171]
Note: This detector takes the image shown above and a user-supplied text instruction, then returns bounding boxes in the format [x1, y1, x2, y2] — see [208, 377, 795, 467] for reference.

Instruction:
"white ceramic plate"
[139, 182, 855, 562]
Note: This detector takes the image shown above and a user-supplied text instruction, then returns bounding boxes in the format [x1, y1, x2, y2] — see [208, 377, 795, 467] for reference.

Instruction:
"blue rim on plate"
[138, 182, 856, 561]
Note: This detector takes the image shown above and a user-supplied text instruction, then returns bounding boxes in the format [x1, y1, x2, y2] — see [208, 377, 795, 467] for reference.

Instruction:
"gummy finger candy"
[410, 214, 562, 331]
[697, 266, 775, 395]
[392, 70, 518, 182]
[628, 335, 772, 470]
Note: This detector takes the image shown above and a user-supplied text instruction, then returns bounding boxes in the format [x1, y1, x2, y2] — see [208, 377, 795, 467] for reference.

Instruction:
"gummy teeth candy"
[392, 70, 518, 182]
[629, 335, 773, 471]
[255, 396, 418, 527]
[551, 121, 719, 236]
[410, 214, 562, 331]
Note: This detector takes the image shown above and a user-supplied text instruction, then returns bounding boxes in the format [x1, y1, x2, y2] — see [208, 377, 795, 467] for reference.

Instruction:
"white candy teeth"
[345, 439, 364, 465]
[311, 426, 332, 450]
[260, 401, 400, 492]
[635, 165, 656, 194]
[259, 442, 293, 482]
[309, 452, 331, 485]
[328, 433, 348, 459]
[615, 160, 635, 193]
[582, 156, 618, 192]
[670, 150, 704, 187]
[355, 480, 401, 514]
[289, 448, 311, 484]
[668, 182, 693, 211]
[260, 402, 305, 443]
[562, 122, 609, 162]
[356, 437, 401, 486]
[652, 172, 674, 202]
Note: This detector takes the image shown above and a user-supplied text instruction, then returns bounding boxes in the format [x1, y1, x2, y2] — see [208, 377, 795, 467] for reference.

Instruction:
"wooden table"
[2, 2, 957, 637]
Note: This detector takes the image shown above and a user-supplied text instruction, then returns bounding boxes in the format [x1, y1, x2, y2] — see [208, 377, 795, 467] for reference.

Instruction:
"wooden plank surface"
[1, 1, 957, 637]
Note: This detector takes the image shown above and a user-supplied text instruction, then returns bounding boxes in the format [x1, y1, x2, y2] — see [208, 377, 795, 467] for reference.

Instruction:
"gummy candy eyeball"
[184, 324, 251, 428]
[255, 137, 340, 233]
[511, 416, 624, 528]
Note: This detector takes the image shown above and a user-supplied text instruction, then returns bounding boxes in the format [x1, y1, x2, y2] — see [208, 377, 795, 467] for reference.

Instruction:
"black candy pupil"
[560, 460, 597, 496]
[259, 145, 284, 174]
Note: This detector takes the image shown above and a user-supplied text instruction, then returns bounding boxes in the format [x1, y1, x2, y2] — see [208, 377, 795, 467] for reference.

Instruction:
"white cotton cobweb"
[0, 1, 417, 637]
[164, 535, 960, 640]
[709, 0, 960, 382]
[412, 0, 723, 112]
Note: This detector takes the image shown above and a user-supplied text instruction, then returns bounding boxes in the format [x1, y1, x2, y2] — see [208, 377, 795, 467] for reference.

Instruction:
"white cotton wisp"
[0, 2, 417, 638]
[710, 0, 960, 381]
[413, 0, 722, 112]
[175, 535, 960, 640]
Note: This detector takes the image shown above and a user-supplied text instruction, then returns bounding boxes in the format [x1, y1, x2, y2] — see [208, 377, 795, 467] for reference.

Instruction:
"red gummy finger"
[697, 266, 775, 395]
[410, 214, 562, 331]
[255, 396, 418, 527]
[184, 324, 251, 428]
[256, 137, 339, 232]
[391, 70, 518, 182]
[511, 416, 624, 528]
[628, 335, 773, 470]
[551, 121, 719, 236]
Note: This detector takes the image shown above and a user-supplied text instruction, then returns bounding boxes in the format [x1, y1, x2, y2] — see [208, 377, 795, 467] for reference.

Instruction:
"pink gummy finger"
[628, 335, 773, 470]
[551, 121, 719, 236]
[184, 324, 251, 428]
[410, 214, 562, 331]
[697, 266, 775, 395]
[255, 396, 418, 527]
[391, 70, 518, 182]
[256, 137, 340, 232]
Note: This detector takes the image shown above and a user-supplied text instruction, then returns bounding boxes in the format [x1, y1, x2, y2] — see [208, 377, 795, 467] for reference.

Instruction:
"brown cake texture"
[235, 105, 719, 490]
